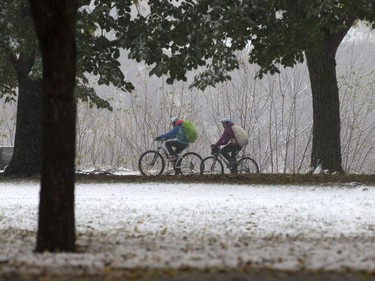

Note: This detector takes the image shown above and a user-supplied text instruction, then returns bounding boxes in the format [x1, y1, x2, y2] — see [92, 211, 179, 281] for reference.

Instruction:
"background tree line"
[70, 34, 375, 175]
[2, 36, 375, 174]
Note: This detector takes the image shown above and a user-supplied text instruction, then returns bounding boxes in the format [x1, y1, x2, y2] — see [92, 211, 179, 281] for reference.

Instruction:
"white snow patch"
[0, 182, 374, 273]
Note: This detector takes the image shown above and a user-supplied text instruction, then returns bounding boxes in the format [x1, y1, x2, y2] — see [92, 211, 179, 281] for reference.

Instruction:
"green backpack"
[182, 120, 198, 143]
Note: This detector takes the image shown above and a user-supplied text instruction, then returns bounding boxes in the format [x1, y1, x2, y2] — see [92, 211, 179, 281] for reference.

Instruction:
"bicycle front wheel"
[177, 152, 202, 175]
[138, 150, 165, 176]
[200, 156, 224, 174]
[237, 157, 259, 174]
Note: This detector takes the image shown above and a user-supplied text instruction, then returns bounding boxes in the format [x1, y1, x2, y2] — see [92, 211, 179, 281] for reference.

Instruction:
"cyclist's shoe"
[230, 166, 237, 173]
[229, 159, 237, 173]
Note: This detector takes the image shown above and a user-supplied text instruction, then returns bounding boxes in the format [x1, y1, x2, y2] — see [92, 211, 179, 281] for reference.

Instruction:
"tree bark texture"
[30, 0, 78, 252]
[4, 56, 43, 177]
[305, 31, 348, 174]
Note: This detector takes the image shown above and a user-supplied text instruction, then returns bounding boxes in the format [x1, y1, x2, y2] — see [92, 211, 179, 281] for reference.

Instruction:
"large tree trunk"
[30, 0, 78, 252]
[305, 28, 351, 174]
[4, 56, 42, 177]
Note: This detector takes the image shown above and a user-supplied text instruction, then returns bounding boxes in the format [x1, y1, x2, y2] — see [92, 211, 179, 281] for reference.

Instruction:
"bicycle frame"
[155, 141, 171, 159]
[212, 153, 229, 167]
[201, 147, 259, 175]
[213, 149, 243, 168]
[156, 140, 201, 173]
[154, 140, 184, 168]
[139, 140, 202, 176]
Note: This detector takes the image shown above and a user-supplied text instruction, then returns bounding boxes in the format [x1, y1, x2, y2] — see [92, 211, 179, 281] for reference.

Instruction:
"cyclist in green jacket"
[155, 116, 189, 161]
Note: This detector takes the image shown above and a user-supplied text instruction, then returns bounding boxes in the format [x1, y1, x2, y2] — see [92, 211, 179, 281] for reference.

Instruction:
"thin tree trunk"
[30, 0, 78, 252]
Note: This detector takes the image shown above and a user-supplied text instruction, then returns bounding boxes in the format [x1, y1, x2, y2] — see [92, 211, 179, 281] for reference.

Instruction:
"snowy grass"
[0, 181, 374, 276]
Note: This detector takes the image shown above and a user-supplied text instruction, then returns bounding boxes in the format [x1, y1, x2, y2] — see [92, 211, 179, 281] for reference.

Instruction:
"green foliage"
[77, 1, 136, 95]
[0, 0, 38, 56]
[123, 0, 252, 89]
[0, 55, 17, 102]
[0, 0, 38, 101]
[75, 83, 113, 111]
[123, 0, 375, 89]
[76, 0, 136, 96]
[0, 0, 135, 109]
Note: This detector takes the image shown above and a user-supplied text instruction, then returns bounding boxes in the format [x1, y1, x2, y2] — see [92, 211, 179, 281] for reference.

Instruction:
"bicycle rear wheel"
[236, 157, 259, 174]
[177, 152, 202, 175]
[138, 150, 165, 176]
[200, 156, 224, 174]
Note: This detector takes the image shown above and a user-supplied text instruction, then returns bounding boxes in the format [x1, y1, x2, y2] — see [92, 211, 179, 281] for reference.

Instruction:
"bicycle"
[200, 147, 259, 174]
[138, 140, 203, 176]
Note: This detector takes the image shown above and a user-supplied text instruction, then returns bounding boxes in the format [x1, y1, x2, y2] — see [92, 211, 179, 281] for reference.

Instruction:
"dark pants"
[166, 141, 188, 156]
[220, 144, 241, 172]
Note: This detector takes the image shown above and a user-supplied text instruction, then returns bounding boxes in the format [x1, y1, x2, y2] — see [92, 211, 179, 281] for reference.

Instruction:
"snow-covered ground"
[0, 181, 374, 276]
